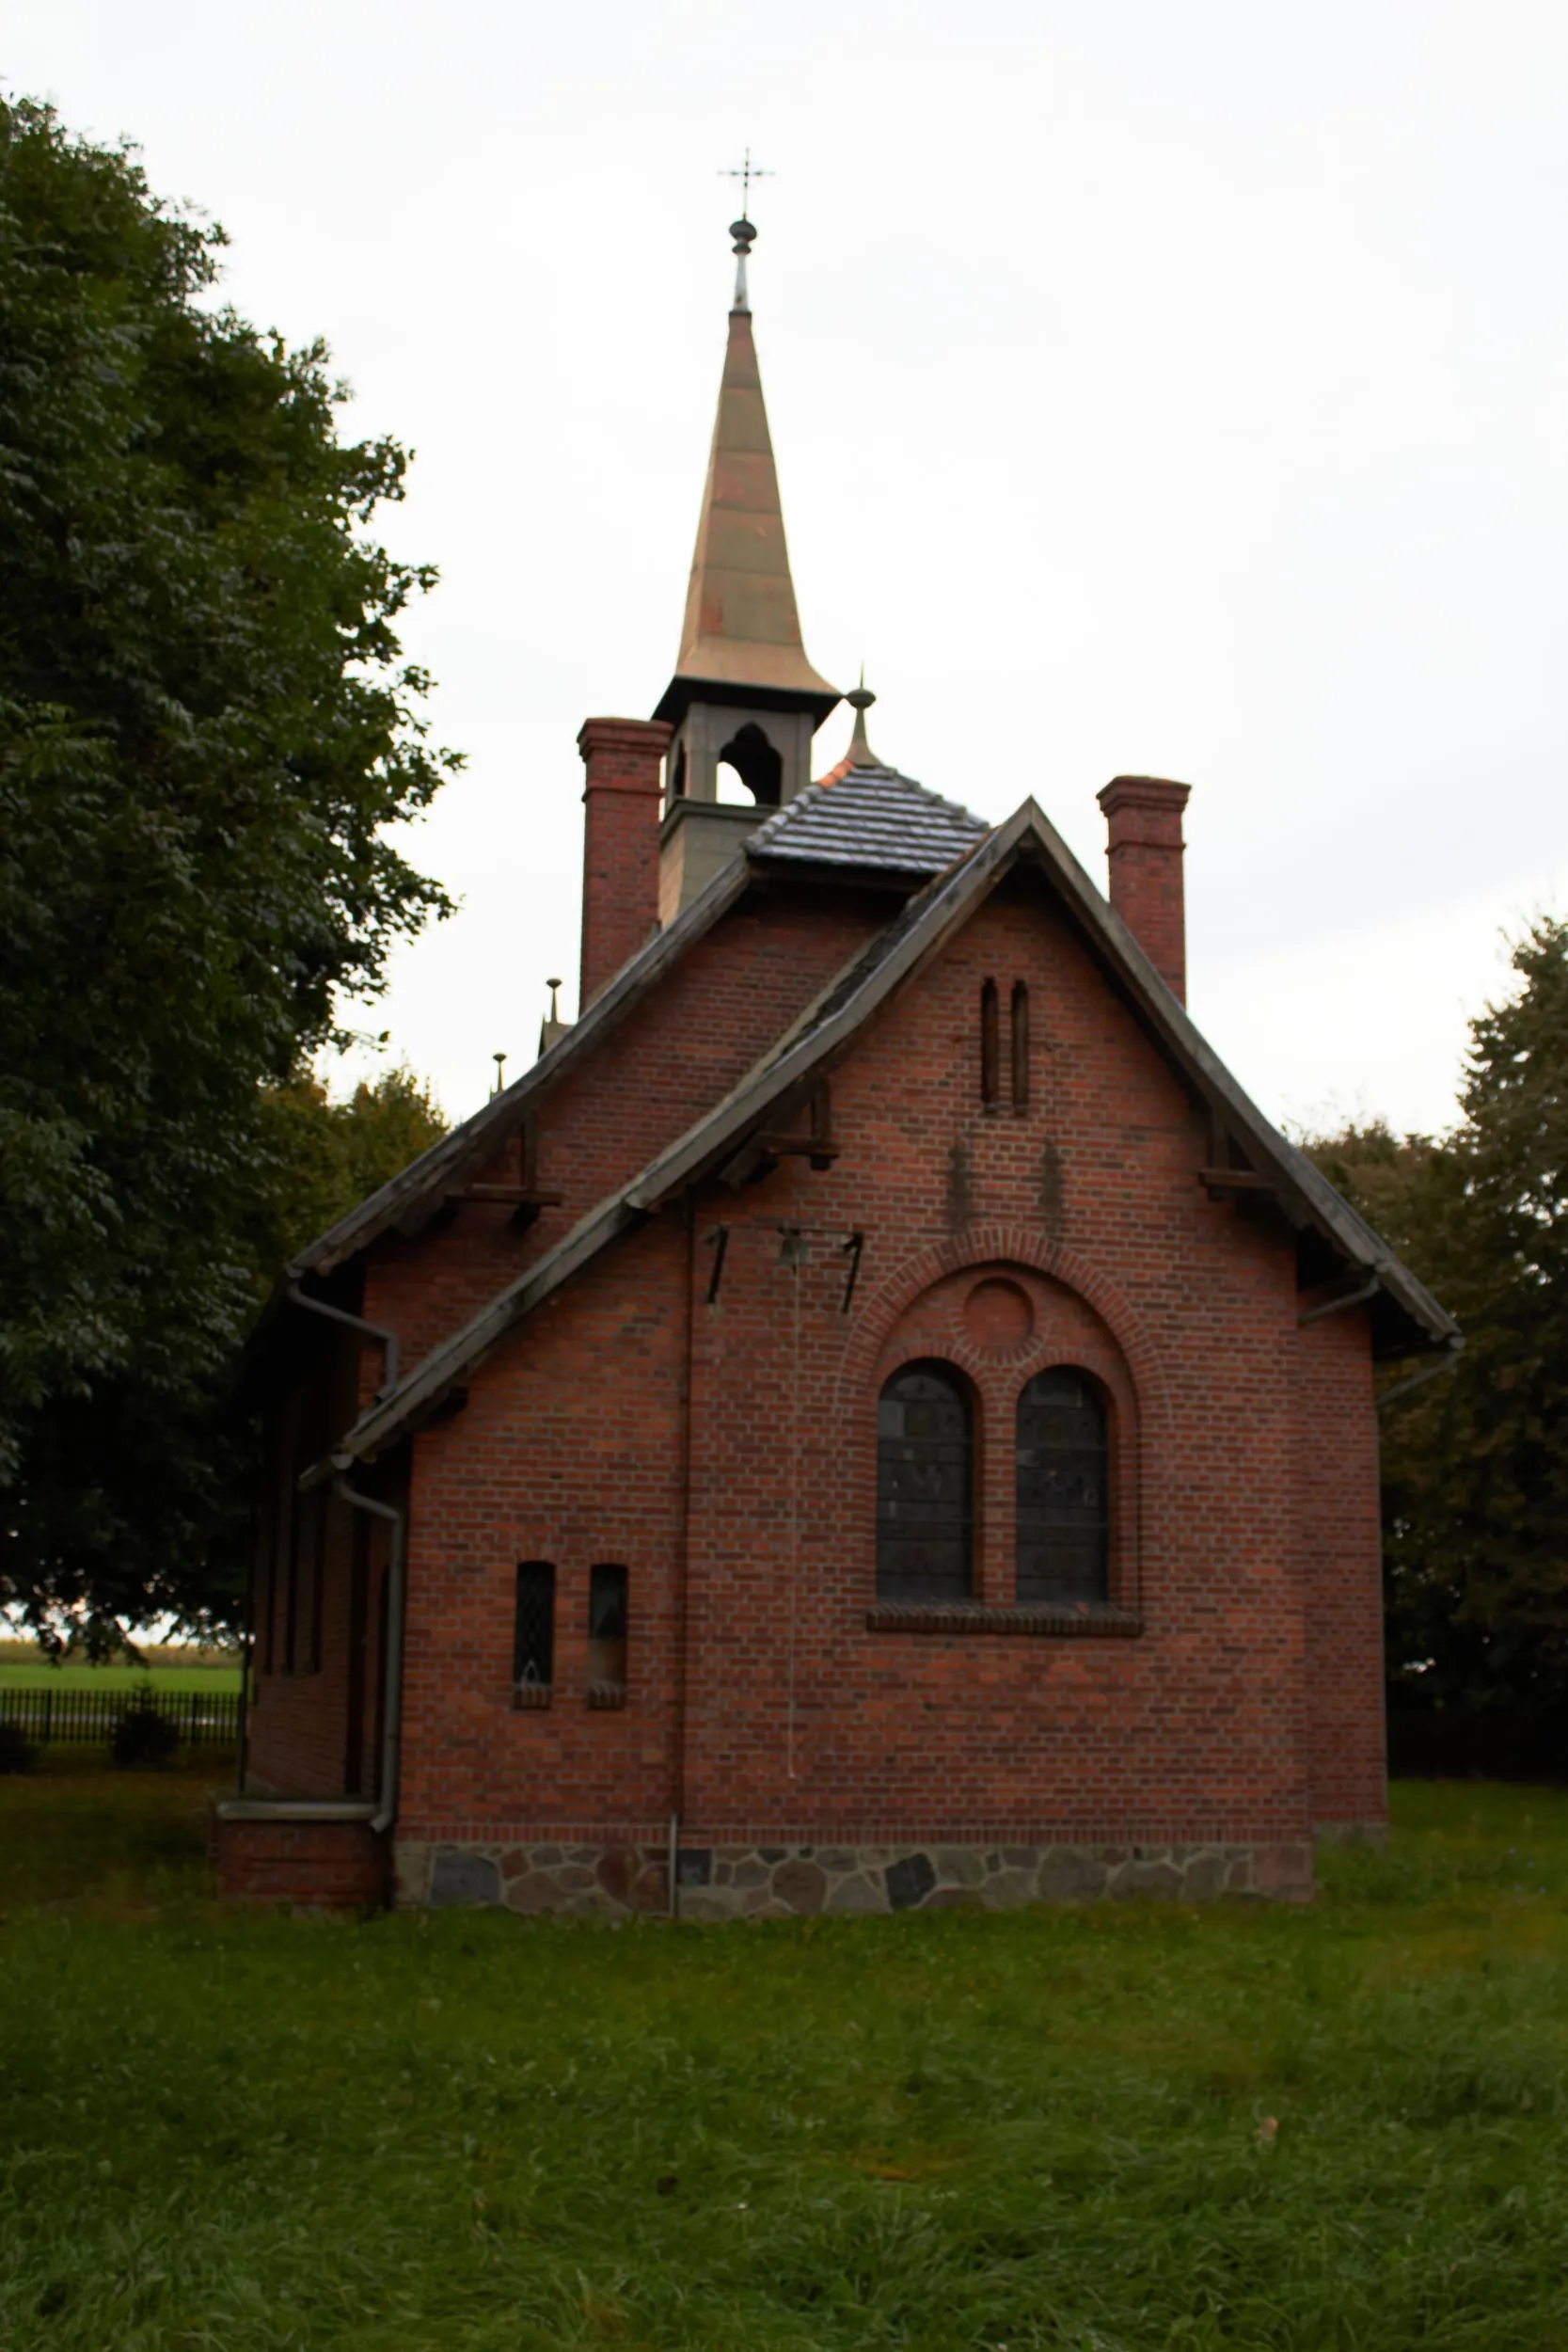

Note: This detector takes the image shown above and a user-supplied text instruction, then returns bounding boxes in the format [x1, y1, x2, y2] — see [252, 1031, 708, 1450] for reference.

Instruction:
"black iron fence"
[0, 1685, 240, 1749]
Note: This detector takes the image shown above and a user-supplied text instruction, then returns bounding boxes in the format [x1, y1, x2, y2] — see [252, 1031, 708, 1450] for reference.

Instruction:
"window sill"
[512, 1684, 552, 1711]
[585, 1680, 628, 1711]
[864, 1603, 1143, 1640]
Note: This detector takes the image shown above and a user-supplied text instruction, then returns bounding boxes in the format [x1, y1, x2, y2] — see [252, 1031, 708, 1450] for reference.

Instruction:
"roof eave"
[289, 852, 755, 1281]
[652, 673, 841, 730]
[333, 794, 1456, 1461]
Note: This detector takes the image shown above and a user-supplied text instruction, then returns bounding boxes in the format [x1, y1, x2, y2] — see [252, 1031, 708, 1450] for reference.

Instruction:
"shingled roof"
[330, 797, 1458, 1469]
[749, 760, 987, 875]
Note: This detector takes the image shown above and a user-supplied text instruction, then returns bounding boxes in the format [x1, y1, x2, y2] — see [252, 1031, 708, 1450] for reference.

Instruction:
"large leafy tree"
[0, 99, 459, 1643]
[1308, 918, 1568, 1729]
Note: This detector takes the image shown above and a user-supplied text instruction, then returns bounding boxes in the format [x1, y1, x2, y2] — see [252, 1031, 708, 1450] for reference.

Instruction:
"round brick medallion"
[962, 1277, 1034, 1350]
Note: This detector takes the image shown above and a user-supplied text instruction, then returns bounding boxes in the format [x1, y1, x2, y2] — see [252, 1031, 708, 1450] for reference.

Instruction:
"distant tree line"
[1306, 917, 1568, 1762]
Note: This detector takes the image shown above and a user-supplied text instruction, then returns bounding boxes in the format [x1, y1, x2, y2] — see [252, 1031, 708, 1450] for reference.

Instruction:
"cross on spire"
[719, 151, 773, 310]
[720, 147, 773, 225]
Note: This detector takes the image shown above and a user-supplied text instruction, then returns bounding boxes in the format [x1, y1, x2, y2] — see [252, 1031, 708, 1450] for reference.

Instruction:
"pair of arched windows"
[875, 1361, 1110, 1606]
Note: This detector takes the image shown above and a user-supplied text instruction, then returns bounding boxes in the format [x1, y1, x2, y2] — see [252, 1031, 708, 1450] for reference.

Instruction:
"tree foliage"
[1307, 918, 1568, 1725]
[0, 98, 458, 1644]
[250, 1067, 446, 1291]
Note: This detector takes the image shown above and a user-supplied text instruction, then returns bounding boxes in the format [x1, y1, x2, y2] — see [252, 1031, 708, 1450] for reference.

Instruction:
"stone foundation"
[395, 1836, 1314, 1916]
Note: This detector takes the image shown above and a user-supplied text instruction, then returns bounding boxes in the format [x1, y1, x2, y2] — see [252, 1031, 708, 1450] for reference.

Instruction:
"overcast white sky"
[13, 1, 1567, 1137]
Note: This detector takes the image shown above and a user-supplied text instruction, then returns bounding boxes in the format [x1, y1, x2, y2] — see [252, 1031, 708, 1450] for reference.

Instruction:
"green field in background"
[0, 1663, 241, 1692]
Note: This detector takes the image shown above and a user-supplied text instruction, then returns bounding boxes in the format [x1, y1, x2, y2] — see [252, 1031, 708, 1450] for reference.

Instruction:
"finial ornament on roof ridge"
[846, 666, 882, 767]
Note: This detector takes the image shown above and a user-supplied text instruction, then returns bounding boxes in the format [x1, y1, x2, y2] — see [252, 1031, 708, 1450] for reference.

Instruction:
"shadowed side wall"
[1296, 1307, 1386, 1833]
[246, 1325, 384, 1803]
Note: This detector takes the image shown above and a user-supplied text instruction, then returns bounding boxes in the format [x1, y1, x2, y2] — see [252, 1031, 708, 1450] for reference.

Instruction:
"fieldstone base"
[395, 1836, 1313, 1916]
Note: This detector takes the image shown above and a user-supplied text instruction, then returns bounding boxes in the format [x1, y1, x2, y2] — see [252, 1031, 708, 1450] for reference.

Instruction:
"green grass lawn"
[2, 1776, 1566, 2350]
[0, 1662, 241, 1692]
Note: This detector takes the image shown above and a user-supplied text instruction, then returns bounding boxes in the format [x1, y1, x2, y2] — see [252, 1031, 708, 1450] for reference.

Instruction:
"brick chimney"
[578, 717, 672, 1009]
[1096, 775, 1192, 1004]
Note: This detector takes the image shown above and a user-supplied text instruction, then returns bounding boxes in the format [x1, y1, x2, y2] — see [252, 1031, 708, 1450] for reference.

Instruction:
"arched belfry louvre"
[876, 1361, 973, 1600]
[1015, 1367, 1109, 1605]
[716, 720, 783, 806]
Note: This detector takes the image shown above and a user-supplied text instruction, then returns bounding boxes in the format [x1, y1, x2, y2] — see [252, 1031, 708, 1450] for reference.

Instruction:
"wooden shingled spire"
[655, 214, 838, 726]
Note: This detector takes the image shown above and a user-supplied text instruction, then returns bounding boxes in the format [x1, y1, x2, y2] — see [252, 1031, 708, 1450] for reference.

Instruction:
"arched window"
[1015, 1367, 1109, 1606]
[877, 1361, 973, 1600]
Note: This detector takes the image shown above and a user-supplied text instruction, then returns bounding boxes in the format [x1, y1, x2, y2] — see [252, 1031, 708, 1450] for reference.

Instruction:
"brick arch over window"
[833, 1226, 1168, 1433]
[832, 1230, 1161, 1618]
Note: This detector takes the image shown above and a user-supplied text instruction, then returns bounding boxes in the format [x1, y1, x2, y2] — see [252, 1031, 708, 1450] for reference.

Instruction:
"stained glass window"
[876, 1362, 974, 1601]
[1015, 1368, 1109, 1606]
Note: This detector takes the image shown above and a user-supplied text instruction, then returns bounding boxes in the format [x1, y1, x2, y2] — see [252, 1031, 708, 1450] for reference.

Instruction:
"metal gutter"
[1378, 1336, 1465, 1411]
[287, 1282, 399, 1397]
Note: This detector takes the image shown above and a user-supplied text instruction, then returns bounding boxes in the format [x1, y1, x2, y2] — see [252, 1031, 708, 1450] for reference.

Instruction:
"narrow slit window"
[296, 1487, 327, 1675]
[258, 1502, 277, 1678]
[587, 1565, 628, 1688]
[514, 1562, 556, 1690]
[980, 978, 1001, 1106]
[1011, 980, 1030, 1111]
[1015, 1368, 1109, 1606]
[876, 1362, 974, 1601]
[283, 1504, 300, 1675]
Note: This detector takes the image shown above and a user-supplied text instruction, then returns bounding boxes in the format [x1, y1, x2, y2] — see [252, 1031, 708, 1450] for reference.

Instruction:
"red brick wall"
[360, 883, 887, 1375]
[1097, 775, 1191, 1002]
[387, 867, 1377, 1852]
[250, 880, 885, 1810]
[1296, 1307, 1386, 1828]
[578, 718, 670, 1010]
[212, 1813, 388, 1907]
[397, 1213, 689, 1841]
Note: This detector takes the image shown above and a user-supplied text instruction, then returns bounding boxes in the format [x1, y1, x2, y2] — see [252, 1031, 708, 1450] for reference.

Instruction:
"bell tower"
[655, 210, 840, 921]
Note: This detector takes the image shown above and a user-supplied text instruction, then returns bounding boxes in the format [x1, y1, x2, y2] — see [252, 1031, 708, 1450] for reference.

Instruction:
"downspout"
[235, 1482, 258, 1793]
[669, 1191, 698, 1920]
[331, 1478, 406, 1837]
[288, 1282, 406, 1841]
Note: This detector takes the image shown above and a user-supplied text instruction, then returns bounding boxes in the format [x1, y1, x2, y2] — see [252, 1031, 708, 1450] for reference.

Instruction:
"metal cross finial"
[721, 147, 773, 225]
[720, 151, 772, 308]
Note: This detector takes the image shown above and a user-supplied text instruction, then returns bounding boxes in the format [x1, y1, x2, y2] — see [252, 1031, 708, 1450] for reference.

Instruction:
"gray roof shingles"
[748, 761, 987, 875]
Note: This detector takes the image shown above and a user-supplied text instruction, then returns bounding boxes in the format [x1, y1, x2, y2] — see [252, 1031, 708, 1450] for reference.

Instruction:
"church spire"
[654, 211, 838, 731]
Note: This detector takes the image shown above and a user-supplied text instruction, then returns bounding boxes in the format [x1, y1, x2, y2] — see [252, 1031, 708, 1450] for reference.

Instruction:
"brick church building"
[219, 216, 1457, 1913]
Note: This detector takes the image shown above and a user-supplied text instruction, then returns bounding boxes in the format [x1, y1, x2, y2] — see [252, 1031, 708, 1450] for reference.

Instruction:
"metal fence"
[0, 1686, 240, 1749]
